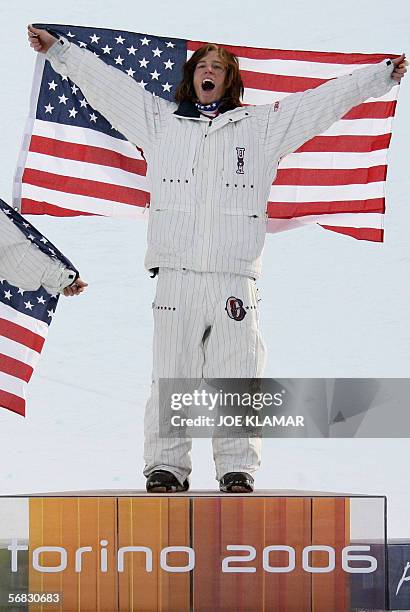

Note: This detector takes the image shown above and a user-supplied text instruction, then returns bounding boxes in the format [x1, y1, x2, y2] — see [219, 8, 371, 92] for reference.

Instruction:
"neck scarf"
[195, 100, 221, 117]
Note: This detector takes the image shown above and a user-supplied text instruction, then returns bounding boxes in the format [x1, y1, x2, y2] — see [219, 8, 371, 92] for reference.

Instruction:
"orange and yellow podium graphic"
[0, 492, 387, 611]
[16, 492, 387, 611]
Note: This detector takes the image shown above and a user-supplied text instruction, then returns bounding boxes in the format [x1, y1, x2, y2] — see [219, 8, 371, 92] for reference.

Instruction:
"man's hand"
[63, 278, 88, 297]
[391, 54, 408, 82]
[27, 24, 57, 54]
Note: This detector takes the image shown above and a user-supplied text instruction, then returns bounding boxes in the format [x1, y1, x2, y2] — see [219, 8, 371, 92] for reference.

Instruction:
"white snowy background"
[0, 1, 409, 537]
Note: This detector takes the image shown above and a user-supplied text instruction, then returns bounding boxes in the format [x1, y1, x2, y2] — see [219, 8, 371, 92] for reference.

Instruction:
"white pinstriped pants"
[143, 268, 266, 485]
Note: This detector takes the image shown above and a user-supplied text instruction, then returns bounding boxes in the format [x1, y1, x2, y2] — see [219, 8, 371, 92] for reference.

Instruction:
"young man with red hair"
[28, 25, 407, 493]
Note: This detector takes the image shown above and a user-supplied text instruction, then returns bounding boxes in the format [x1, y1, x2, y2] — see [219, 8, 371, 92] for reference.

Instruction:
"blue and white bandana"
[195, 100, 221, 117]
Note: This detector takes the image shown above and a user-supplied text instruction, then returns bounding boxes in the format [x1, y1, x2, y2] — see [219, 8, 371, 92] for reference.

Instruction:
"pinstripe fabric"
[0, 208, 73, 293]
[46, 40, 395, 278]
[143, 268, 266, 484]
[46, 37, 169, 159]
[264, 61, 396, 160]
[45, 40, 394, 482]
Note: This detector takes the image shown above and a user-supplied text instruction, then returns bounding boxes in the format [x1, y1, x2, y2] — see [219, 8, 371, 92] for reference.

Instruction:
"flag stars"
[90, 34, 100, 44]
[47, 309, 55, 319]
[126, 67, 136, 77]
[28, 234, 34, 241]
[138, 80, 147, 89]
[152, 47, 162, 57]
[45, 103, 54, 114]
[162, 82, 172, 92]
[165, 41, 175, 48]
[140, 37, 150, 46]
[79, 98, 88, 108]
[69, 107, 78, 118]
[114, 55, 124, 65]
[67, 31, 75, 38]
[71, 84, 79, 95]
[58, 94, 68, 105]
[150, 69, 160, 80]
[89, 112, 98, 122]
[163, 59, 174, 70]
[79, 41, 87, 48]
[17, 288, 25, 295]
[127, 45, 137, 55]
[61, 76, 69, 82]
[4, 290, 12, 300]
[139, 57, 149, 68]
[24, 301, 34, 311]
[37, 296, 46, 304]
[40, 237, 48, 244]
[102, 45, 112, 54]
[115, 35, 125, 44]
[48, 80, 58, 91]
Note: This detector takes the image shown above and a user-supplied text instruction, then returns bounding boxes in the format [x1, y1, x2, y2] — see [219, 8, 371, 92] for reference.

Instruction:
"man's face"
[193, 50, 227, 105]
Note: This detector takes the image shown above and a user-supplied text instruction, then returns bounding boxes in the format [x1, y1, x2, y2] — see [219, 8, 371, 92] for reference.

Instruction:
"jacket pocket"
[147, 206, 194, 257]
[216, 209, 267, 262]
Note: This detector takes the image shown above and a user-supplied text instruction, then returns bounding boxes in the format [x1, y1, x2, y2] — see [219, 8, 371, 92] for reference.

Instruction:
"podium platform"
[0, 490, 388, 611]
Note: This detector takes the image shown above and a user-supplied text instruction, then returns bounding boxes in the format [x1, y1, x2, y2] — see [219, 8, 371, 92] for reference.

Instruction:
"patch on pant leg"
[225, 296, 247, 321]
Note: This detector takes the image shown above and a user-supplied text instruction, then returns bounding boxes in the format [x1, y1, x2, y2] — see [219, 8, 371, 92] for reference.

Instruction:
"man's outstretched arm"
[265, 54, 407, 162]
[0, 208, 87, 296]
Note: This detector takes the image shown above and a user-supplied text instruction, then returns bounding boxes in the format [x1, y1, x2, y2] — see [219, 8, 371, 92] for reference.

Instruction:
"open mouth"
[201, 78, 215, 91]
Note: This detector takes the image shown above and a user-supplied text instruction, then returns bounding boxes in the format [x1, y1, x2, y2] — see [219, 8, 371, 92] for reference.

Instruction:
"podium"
[0, 491, 388, 611]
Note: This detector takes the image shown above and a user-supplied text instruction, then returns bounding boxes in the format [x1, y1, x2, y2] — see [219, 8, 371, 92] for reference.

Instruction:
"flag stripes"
[0, 390, 25, 415]
[0, 198, 78, 416]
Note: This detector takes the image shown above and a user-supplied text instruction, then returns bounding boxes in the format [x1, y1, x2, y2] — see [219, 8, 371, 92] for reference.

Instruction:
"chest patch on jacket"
[236, 147, 245, 174]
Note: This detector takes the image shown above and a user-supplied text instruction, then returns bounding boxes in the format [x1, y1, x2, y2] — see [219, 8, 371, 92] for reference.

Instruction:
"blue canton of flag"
[34, 23, 187, 139]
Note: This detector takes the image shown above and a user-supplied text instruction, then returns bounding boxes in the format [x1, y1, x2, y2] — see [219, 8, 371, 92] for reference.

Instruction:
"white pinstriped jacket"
[47, 39, 395, 279]
[0, 208, 76, 292]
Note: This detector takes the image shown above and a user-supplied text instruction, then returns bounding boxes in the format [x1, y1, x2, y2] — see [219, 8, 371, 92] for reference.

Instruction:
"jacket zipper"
[192, 120, 212, 177]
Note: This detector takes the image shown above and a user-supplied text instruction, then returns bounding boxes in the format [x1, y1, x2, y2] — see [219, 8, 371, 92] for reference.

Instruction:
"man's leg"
[203, 273, 266, 482]
[143, 269, 206, 487]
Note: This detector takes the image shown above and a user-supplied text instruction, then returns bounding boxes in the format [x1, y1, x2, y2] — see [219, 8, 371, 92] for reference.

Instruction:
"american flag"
[0, 198, 78, 416]
[14, 23, 399, 241]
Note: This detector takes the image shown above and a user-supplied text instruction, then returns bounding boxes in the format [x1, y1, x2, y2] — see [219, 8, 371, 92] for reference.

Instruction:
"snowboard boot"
[146, 470, 189, 493]
[219, 472, 254, 493]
